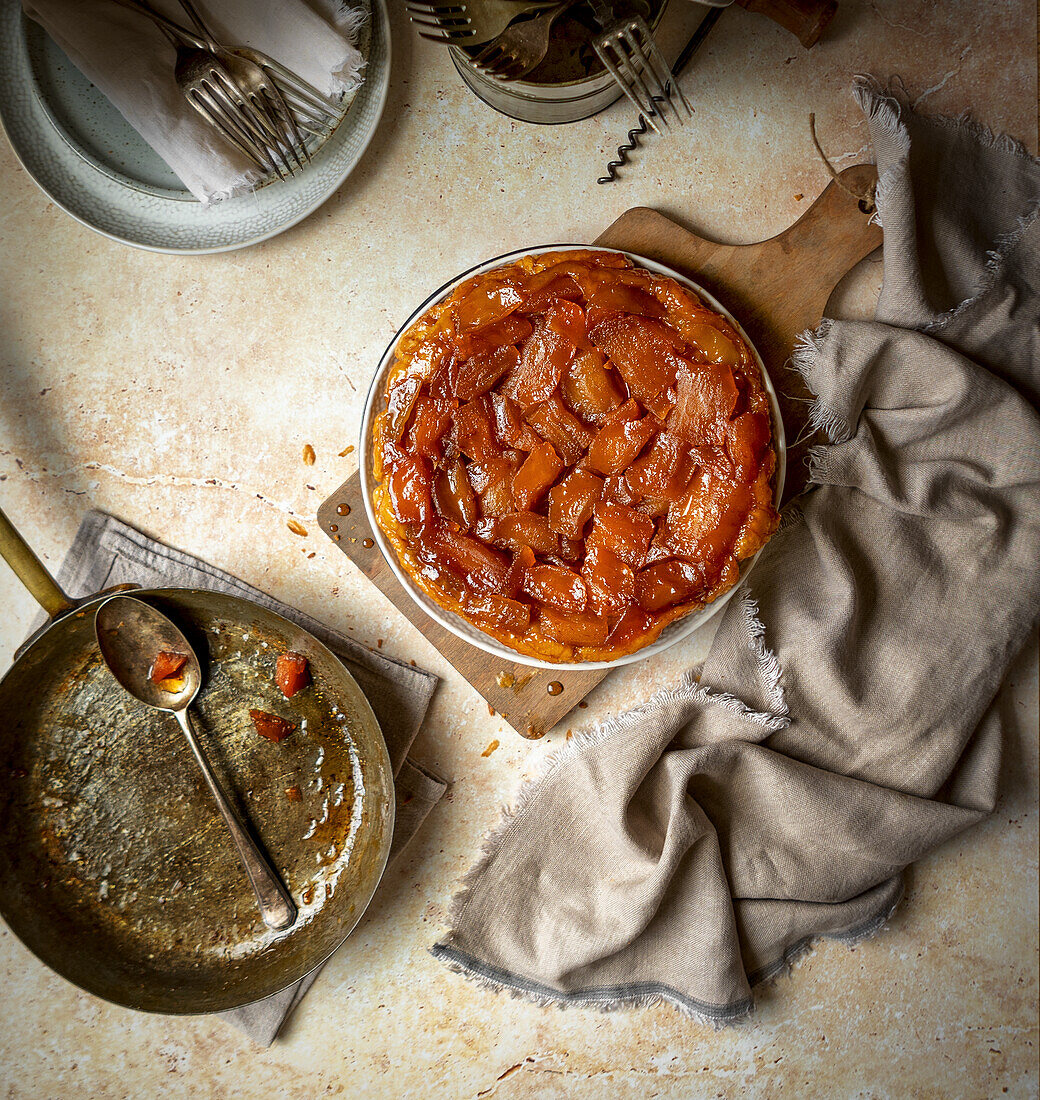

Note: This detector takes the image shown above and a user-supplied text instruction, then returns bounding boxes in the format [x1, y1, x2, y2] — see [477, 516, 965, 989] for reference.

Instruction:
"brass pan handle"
[0, 506, 75, 619]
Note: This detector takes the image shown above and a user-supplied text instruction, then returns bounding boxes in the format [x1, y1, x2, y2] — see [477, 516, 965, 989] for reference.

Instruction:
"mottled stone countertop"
[0, 1, 1036, 1096]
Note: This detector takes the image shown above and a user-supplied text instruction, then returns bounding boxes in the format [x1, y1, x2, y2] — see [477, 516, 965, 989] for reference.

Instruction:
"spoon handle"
[173, 708, 298, 931]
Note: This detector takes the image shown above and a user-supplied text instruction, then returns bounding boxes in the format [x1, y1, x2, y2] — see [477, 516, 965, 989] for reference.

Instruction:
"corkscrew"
[597, 0, 837, 183]
[597, 6, 722, 184]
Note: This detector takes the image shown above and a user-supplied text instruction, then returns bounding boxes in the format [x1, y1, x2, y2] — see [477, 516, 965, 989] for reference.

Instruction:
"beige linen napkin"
[432, 77, 1040, 1020]
[23, 0, 366, 203]
[41, 511, 445, 1045]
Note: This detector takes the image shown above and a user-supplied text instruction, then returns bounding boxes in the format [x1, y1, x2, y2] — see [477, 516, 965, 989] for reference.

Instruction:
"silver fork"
[588, 0, 692, 134]
[472, 0, 580, 80]
[406, 0, 559, 46]
[112, 0, 340, 150]
[173, 39, 290, 178]
[175, 0, 308, 172]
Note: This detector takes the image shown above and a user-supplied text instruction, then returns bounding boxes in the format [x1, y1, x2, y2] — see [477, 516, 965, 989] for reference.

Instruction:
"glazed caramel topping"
[372, 250, 779, 663]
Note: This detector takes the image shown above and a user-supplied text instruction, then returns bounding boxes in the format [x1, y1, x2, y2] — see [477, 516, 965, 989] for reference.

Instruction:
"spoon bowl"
[95, 594, 202, 711]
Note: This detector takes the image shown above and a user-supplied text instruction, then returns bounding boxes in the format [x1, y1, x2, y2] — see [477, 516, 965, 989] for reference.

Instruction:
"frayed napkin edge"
[851, 74, 1040, 334]
[431, 881, 905, 1028]
[431, 592, 798, 1023]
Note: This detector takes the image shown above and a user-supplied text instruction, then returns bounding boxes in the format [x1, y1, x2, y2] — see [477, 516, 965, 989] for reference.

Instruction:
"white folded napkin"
[24, 0, 366, 204]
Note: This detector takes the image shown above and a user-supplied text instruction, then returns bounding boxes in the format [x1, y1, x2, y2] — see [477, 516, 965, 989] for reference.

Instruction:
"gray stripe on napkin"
[48, 511, 446, 1046]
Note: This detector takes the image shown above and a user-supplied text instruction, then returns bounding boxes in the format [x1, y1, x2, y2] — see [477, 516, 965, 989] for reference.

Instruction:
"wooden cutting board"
[318, 165, 881, 739]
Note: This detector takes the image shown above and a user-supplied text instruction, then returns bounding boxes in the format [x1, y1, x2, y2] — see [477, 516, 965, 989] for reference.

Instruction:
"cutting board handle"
[0, 507, 75, 619]
[734, 0, 838, 47]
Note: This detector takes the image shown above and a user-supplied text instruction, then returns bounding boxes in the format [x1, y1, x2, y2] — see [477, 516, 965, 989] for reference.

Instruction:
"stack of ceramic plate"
[0, 0, 389, 253]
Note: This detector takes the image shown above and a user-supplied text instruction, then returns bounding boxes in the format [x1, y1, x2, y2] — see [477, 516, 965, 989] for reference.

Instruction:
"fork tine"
[278, 88, 329, 128]
[418, 29, 475, 41]
[410, 16, 468, 30]
[263, 86, 308, 169]
[474, 43, 502, 65]
[210, 69, 299, 176]
[205, 80, 291, 179]
[594, 41, 661, 134]
[489, 53, 520, 77]
[625, 34, 676, 126]
[268, 72, 339, 123]
[187, 88, 273, 174]
[255, 76, 309, 167]
[213, 76, 295, 177]
[639, 29, 693, 118]
[405, 2, 466, 11]
[251, 55, 341, 118]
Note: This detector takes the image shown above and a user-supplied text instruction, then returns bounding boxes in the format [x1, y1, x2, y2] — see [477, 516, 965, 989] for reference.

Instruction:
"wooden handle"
[734, 0, 837, 47]
[0, 506, 74, 619]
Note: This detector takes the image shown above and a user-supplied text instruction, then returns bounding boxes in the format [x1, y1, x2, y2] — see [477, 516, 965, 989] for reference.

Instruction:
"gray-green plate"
[0, 0, 389, 254]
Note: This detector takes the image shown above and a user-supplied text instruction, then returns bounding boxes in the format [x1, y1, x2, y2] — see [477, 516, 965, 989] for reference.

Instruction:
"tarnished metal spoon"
[95, 595, 297, 932]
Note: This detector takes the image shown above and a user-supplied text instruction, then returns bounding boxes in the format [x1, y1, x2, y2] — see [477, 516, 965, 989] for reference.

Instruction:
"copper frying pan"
[0, 508, 394, 1013]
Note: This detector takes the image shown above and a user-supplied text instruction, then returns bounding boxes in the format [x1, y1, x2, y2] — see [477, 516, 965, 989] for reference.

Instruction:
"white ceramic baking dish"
[360, 245, 786, 670]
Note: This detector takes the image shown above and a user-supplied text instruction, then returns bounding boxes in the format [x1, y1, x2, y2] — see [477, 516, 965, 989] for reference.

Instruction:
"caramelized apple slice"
[585, 414, 656, 476]
[547, 468, 604, 538]
[524, 274, 583, 312]
[494, 511, 559, 554]
[667, 471, 752, 563]
[450, 398, 499, 462]
[725, 411, 771, 481]
[419, 523, 510, 595]
[452, 345, 520, 401]
[589, 314, 687, 408]
[434, 459, 479, 527]
[384, 374, 423, 442]
[468, 593, 532, 635]
[523, 563, 588, 614]
[504, 544, 536, 598]
[501, 316, 577, 409]
[545, 299, 591, 350]
[150, 650, 188, 685]
[407, 395, 457, 456]
[276, 652, 311, 699]
[674, 321, 739, 366]
[469, 456, 517, 518]
[604, 605, 656, 651]
[602, 472, 643, 508]
[635, 557, 706, 612]
[488, 392, 543, 451]
[538, 606, 608, 647]
[511, 441, 563, 511]
[388, 454, 432, 525]
[581, 541, 635, 616]
[453, 280, 524, 333]
[454, 313, 533, 360]
[668, 361, 739, 446]
[587, 501, 655, 569]
[560, 349, 626, 424]
[733, 456, 779, 559]
[250, 709, 296, 743]
[626, 431, 695, 502]
[586, 283, 666, 318]
[525, 396, 593, 465]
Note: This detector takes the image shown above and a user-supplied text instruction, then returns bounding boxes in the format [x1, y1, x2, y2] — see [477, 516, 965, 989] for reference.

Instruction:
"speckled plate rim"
[0, 0, 390, 255]
[360, 244, 787, 672]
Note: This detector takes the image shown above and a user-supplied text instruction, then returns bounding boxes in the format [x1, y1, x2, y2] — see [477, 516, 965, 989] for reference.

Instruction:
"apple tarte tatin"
[371, 250, 780, 663]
